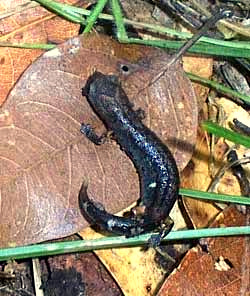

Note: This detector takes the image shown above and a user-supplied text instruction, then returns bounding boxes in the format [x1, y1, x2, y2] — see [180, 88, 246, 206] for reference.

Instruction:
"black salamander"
[78, 10, 233, 244]
[79, 72, 179, 244]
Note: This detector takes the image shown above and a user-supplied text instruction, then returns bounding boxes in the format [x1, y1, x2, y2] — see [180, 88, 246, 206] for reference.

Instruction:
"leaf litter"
[0, 33, 198, 247]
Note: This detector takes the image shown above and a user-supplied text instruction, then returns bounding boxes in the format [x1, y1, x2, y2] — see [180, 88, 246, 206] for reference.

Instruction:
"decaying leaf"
[211, 98, 250, 196]
[80, 225, 166, 296]
[157, 206, 250, 296]
[0, 0, 84, 105]
[182, 56, 213, 108]
[41, 246, 122, 296]
[181, 96, 250, 228]
[0, 33, 197, 247]
[181, 129, 220, 228]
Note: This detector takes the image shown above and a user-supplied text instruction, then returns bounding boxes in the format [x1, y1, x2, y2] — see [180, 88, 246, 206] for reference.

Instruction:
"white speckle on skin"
[107, 219, 116, 230]
[130, 227, 137, 236]
[149, 182, 156, 188]
[82, 202, 89, 212]
[214, 256, 231, 271]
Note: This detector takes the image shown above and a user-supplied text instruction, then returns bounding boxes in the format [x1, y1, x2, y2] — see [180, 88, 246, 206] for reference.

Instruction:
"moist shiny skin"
[79, 71, 179, 241]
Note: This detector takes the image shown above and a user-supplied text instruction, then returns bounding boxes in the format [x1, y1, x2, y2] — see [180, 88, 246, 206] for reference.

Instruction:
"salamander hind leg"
[148, 216, 174, 247]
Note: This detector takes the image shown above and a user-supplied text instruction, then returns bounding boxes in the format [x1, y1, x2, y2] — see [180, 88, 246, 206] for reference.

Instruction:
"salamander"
[79, 71, 179, 244]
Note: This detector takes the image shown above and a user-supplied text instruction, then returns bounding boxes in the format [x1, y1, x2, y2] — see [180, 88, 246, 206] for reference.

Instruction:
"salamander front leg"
[80, 123, 108, 145]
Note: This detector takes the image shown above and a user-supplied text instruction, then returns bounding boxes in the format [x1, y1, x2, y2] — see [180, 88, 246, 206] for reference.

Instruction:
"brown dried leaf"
[214, 98, 250, 196]
[157, 207, 250, 296]
[181, 94, 250, 229]
[181, 129, 220, 228]
[80, 226, 165, 296]
[0, 0, 83, 105]
[183, 56, 213, 107]
[41, 244, 122, 296]
[0, 33, 197, 247]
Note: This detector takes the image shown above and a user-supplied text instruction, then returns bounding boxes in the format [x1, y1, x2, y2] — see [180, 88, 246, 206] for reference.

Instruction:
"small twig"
[32, 259, 44, 296]
[232, 119, 250, 136]
[168, 9, 233, 66]
[208, 156, 250, 193]
[148, 9, 233, 86]
[227, 150, 250, 196]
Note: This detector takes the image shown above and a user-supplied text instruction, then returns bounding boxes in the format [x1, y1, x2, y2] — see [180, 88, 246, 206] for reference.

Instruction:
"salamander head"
[83, 72, 119, 98]
[82, 71, 127, 124]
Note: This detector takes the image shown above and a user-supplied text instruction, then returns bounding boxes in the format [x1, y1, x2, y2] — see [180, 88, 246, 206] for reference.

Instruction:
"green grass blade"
[52, 2, 250, 49]
[34, 0, 85, 23]
[110, 0, 128, 41]
[180, 188, 250, 205]
[128, 38, 250, 58]
[0, 42, 55, 49]
[187, 72, 250, 104]
[202, 121, 250, 148]
[33, 0, 250, 58]
[84, 0, 108, 33]
[1, 226, 250, 261]
[4, 39, 250, 57]
[1, 188, 250, 261]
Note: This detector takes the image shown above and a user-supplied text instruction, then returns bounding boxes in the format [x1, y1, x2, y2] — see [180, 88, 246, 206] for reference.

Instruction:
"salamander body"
[79, 72, 179, 243]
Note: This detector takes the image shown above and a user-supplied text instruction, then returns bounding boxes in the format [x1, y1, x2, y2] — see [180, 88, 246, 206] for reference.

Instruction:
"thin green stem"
[34, 0, 85, 24]
[34, 0, 250, 51]
[3, 39, 250, 57]
[110, 0, 128, 41]
[0, 41, 55, 49]
[1, 226, 250, 261]
[84, 0, 108, 33]
[128, 38, 250, 58]
[202, 121, 250, 148]
[180, 188, 250, 205]
[187, 72, 250, 104]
